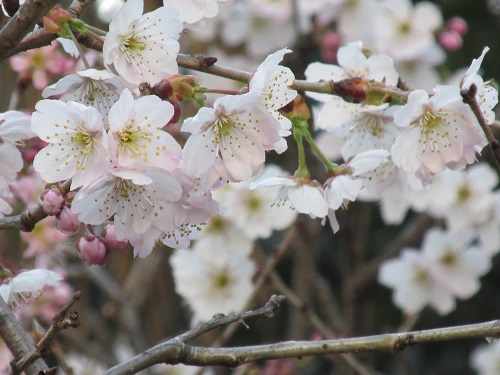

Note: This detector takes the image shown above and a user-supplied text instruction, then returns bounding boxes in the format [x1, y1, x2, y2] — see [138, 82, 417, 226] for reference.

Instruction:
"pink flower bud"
[39, 188, 65, 216]
[321, 30, 340, 63]
[56, 204, 81, 234]
[439, 30, 462, 52]
[101, 223, 129, 252]
[447, 17, 468, 36]
[76, 235, 109, 266]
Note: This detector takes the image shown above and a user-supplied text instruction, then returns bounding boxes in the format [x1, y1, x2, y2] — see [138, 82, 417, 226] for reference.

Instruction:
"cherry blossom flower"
[440, 163, 498, 232]
[251, 176, 328, 220]
[0, 269, 62, 307]
[324, 149, 390, 232]
[305, 41, 399, 132]
[249, 48, 297, 153]
[378, 248, 456, 315]
[373, 0, 443, 62]
[379, 227, 492, 315]
[422, 228, 491, 301]
[182, 92, 282, 182]
[213, 165, 297, 240]
[461, 47, 498, 125]
[31, 100, 109, 190]
[71, 168, 182, 257]
[219, 0, 295, 57]
[9, 41, 74, 90]
[325, 150, 390, 208]
[42, 69, 127, 124]
[195, 213, 254, 256]
[108, 89, 182, 171]
[0, 110, 34, 188]
[325, 104, 400, 160]
[163, 0, 222, 24]
[103, 0, 182, 85]
[392, 85, 486, 184]
[471, 340, 500, 375]
[170, 244, 255, 324]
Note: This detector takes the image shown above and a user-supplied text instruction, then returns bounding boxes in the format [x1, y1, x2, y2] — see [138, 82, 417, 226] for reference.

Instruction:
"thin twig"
[11, 291, 81, 375]
[104, 315, 500, 375]
[0, 297, 50, 375]
[2, 0, 94, 59]
[461, 84, 500, 174]
[0, 0, 60, 61]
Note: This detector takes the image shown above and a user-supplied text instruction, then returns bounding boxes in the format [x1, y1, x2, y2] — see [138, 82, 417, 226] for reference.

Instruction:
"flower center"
[420, 111, 441, 129]
[206, 215, 226, 233]
[441, 251, 458, 267]
[457, 185, 471, 202]
[247, 196, 262, 211]
[122, 37, 146, 52]
[413, 269, 429, 284]
[72, 127, 96, 153]
[212, 272, 231, 290]
[215, 116, 233, 137]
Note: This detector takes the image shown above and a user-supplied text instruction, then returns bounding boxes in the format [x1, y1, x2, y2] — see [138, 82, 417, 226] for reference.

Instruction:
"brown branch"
[0, 296, 50, 375]
[461, 84, 500, 174]
[2, 0, 95, 59]
[0, 0, 60, 61]
[0, 179, 71, 232]
[104, 314, 500, 375]
[10, 291, 81, 375]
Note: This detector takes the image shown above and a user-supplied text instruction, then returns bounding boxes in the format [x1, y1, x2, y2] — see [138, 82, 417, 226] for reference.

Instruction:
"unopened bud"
[39, 188, 65, 216]
[101, 223, 128, 252]
[152, 74, 198, 102]
[447, 17, 468, 36]
[332, 77, 368, 104]
[439, 30, 462, 52]
[56, 204, 81, 234]
[280, 94, 311, 121]
[76, 235, 108, 266]
[42, 6, 72, 35]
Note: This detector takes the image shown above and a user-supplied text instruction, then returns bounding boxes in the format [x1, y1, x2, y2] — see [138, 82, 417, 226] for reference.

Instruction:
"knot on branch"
[393, 334, 416, 353]
[19, 208, 46, 232]
[460, 83, 477, 103]
[198, 56, 217, 68]
[262, 295, 286, 319]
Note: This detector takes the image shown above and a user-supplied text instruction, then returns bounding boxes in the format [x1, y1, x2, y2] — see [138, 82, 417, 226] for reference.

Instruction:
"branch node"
[200, 56, 217, 68]
[393, 334, 416, 353]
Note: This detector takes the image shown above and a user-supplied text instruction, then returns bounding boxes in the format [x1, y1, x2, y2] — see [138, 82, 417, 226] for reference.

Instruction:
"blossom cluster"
[0, 0, 499, 372]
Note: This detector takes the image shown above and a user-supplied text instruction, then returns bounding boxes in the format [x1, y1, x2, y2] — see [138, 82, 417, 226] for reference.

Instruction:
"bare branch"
[0, 179, 71, 232]
[0, 0, 60, 61]
[461, 84, 500, 174]
[104, 312, 500, 375]
[105, 295, 286, 375]
[1, 0, 95, 59]
[0, 297, 50, 375]
[11, 291, 81, 375]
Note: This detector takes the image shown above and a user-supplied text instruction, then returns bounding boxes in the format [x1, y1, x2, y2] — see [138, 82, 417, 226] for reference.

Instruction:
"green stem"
[62, 23, 89, 69]
[196, 87, 240, 95]
[84, 24, 108, 36]
[293, 126, 309, 178]
[303, 129, 340, 173]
